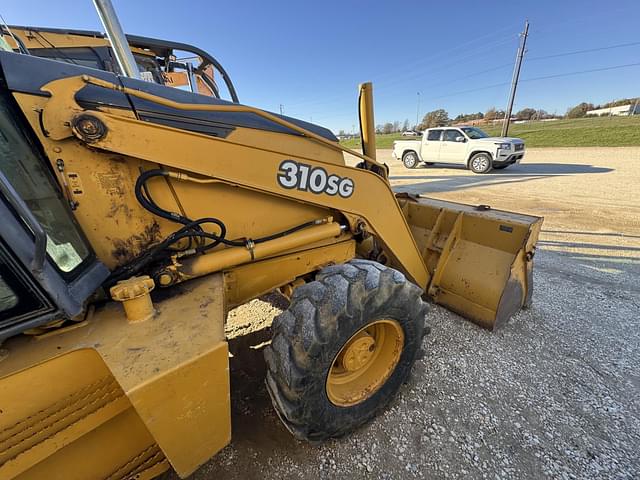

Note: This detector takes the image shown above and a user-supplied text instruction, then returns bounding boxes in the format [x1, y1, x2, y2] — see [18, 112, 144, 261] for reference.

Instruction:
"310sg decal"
[277, 160, 354, 198]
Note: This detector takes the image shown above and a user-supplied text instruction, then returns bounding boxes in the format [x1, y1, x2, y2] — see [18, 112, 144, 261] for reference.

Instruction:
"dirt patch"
[163, 147, 640, 480]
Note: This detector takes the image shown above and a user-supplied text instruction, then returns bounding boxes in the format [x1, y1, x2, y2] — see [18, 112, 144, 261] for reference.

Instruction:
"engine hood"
[475, 136, 524, 144]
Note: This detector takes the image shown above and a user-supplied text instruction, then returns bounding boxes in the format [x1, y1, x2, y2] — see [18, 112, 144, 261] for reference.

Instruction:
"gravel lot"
[165, 147, 640, 480]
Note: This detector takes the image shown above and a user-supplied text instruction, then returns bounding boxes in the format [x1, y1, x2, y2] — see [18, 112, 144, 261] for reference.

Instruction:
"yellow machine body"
[0, 25, 541, 479]
[0, 276, 229, 479]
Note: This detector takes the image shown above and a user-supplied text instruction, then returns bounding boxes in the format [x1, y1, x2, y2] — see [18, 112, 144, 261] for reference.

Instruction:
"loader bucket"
[397, 194, 543, 330]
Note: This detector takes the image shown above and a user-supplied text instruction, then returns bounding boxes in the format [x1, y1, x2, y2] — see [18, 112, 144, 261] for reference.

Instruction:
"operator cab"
[1, 25, 239, 102]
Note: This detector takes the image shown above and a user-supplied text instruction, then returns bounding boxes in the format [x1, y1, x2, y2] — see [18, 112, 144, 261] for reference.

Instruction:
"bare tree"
[383, 122, 394, 134]
[515, 108, 537, 120]
[402, 119, 410, 132]
[485, 107, 497, 121]
[419, 109, 449, 129]
[566, 102, 594, 118]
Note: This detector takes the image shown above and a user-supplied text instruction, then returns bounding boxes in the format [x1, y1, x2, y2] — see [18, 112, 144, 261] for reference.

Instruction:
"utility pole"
[416, 92, 421, 128]
[501, 20, 529, 137]
[279, 104, 284, 115]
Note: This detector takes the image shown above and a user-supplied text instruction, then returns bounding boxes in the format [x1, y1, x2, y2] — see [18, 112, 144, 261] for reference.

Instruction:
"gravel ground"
[165, 147, 640, 480]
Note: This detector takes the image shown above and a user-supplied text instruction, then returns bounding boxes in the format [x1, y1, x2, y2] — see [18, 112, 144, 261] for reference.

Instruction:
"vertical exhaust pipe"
[358, 82, 376, 160]
[92, 0, 141, 79]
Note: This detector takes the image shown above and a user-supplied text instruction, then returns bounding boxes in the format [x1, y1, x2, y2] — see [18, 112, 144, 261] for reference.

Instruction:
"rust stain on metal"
[111, 221, 162, 265]
[107, 200, 134, 219]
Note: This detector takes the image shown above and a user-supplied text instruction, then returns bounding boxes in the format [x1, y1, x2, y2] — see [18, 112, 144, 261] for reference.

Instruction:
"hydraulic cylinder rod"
[157, 220, 345, 286]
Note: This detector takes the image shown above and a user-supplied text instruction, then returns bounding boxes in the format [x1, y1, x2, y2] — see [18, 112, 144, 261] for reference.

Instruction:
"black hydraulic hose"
[135, 169, 190, 225]
[110, 169, 333, 285]
[135, 169, 324, 248]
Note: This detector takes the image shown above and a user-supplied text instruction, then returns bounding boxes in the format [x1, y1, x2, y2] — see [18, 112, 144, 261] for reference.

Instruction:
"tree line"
[566, 97, 639, 118]
[351, 97, 640, 136]
[414, 106, 557, 130]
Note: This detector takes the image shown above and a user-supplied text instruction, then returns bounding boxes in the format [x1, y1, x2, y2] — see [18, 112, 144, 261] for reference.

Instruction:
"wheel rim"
[326, 319, 404, 407]
[472, 155, 489, 171]
[404, 154, 416, 167]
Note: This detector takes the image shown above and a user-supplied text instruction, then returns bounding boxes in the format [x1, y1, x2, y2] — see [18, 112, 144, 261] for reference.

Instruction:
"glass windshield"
[0, 94, 90, 273]
[0, 242, 50, 327]
[0, 275, 18, 312]
[460, 127, 490, 139]
[28, 47, 104, 70]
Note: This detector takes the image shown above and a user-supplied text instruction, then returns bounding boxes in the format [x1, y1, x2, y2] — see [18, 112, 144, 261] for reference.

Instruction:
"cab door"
[421, 129, 443, 162]
[439, 129, 468, 165]
[0, 88, 109, 341]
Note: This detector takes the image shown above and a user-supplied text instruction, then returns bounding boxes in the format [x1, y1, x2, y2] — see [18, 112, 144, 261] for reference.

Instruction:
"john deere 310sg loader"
[0, 2, 542, 478]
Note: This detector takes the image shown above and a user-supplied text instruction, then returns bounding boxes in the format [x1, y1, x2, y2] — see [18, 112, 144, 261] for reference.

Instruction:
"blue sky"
[2, 0, 639, 132]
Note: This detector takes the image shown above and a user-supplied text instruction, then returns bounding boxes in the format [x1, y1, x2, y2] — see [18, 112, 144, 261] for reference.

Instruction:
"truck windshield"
[461, 127, 489, 139]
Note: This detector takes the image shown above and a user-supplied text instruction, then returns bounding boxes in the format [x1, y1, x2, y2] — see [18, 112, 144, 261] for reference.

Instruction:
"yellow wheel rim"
[326, 319, 404, 407]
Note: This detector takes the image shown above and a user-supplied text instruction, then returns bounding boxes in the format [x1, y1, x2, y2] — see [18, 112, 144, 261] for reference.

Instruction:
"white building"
[586, 103, 640, 117]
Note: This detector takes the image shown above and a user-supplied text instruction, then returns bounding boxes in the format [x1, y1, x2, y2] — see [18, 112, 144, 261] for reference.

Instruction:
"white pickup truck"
[392, 126, 525, 173]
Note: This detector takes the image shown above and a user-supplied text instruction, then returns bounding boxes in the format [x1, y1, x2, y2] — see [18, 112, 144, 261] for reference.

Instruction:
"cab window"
[0, 274, 17, 313]
[0, 243, 50, 328]
[427, 130, 442, 141]
[28, 47, 104, 70]
[0, 94, 90, 273]
[443, 130, 462, 142]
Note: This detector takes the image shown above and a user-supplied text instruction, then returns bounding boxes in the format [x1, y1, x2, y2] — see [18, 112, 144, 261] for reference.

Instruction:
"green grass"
[340, 133, 405, 149]
[339, 116, 640, 149]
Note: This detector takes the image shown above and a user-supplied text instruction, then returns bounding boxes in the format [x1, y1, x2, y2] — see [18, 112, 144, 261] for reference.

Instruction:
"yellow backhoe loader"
[0, 2, 542, 478]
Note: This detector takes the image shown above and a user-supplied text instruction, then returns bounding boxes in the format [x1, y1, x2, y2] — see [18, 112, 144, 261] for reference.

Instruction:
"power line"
[293, 38, 640, 128]
[419, 61, 640, 103]
[426, 81, 510, 101]
[287, 50, 516, 116]
[521, 62, 640, 82]
[417, 62, 512, 92]
[293, 38, 639, 113]
[285, 29, 521, 110]
[528, 41, 640, 61]
[373, 36, 518, 94]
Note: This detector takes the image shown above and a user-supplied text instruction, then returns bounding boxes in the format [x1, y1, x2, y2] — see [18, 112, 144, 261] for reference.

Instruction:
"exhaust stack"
[358, 82, 376, 160]
[92, 0, 141, 79]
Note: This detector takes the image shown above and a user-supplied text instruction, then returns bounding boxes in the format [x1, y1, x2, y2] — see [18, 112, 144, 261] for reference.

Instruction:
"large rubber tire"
[468, 152, 493, 174]
[264, 260, 429, 442]
[402, 151, 420, 169]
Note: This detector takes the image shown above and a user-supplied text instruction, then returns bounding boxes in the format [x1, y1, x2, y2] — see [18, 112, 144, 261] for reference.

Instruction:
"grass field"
[339, 115, 640, 149]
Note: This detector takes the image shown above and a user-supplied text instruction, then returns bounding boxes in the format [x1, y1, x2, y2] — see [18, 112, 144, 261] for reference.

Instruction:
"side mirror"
[455, 136, 466, 142]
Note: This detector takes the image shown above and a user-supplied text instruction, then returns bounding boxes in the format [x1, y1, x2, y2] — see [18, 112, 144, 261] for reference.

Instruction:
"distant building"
[586, 104, 640, 117]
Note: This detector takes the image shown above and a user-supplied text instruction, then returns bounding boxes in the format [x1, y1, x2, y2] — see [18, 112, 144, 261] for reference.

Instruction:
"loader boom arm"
[39, 75, 431, 288]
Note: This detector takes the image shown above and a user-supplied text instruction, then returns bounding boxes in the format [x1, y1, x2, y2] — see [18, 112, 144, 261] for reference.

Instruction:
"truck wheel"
[264, 260, 428, 442]
[402, 151, 419, 169]
[469, 152, 493, 174]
